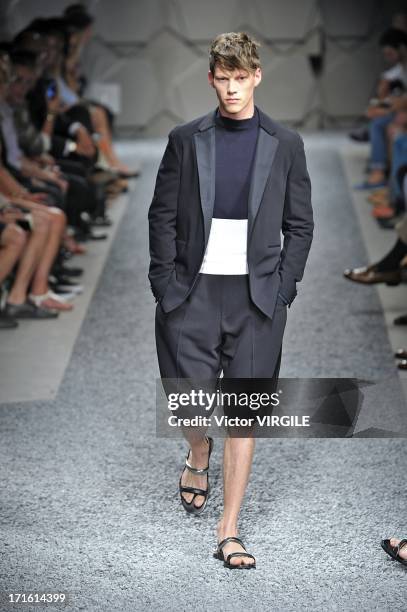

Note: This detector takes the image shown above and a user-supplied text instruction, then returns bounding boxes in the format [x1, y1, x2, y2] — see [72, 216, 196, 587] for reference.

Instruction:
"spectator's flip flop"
[381, 539, 407, 566]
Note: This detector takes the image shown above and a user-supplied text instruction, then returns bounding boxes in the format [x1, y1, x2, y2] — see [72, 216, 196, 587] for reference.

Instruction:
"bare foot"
[216, 521, 256, 567]
[389, 537, 407, 560]
[180, 436, 210, 509]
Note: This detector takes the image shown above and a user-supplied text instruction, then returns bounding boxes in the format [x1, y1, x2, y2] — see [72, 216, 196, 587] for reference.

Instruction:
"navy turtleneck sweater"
[213, 106, 259, 219]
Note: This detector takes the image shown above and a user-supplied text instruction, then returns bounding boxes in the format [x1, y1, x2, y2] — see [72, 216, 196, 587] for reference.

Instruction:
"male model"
[148, 32, 314, 569]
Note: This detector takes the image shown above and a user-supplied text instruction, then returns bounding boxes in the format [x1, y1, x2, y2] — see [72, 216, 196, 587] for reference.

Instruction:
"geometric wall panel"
[322, 37, 383, 120]
[238, 0, 319, 40]
[256, 55, 314, 123]
[112, 58, 161, 129]
[168, 0, 243, 41]
[93, 0, 166, 42]
[321, 0, 382, 37]
[167, 0, 318, 42]
[169, 57, 216, 124]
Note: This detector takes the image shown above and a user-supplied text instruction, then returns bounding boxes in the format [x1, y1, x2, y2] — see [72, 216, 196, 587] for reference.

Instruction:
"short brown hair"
[209, 32, 261, 76]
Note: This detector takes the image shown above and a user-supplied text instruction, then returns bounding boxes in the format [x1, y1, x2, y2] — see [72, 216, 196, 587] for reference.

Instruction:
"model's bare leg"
[389, 538, 407, 559]
[217, 436, 256, 566]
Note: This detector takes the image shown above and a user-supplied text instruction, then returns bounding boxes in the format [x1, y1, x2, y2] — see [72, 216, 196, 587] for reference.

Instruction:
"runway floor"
[0, 134, 406, 611]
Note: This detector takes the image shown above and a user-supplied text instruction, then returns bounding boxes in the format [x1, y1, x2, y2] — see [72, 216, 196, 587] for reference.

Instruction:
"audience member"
[0, 7, 140, 329]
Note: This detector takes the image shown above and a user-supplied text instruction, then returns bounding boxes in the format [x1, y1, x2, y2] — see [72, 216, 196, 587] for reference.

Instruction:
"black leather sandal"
[381, 538, 407, 566]
[213, 536, 256, 569]
[179, 436, 213, 515]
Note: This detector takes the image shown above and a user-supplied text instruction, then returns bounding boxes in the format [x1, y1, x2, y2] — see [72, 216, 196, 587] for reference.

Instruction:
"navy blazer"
[148, 105, 314, 319]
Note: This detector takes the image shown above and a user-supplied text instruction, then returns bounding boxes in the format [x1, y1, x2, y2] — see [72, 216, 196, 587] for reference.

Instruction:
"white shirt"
[199, 218, 248, 274]
[382, 62, 407, 87]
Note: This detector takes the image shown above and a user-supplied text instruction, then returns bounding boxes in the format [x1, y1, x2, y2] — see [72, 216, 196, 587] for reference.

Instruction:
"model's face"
[208, 64, 261, 119]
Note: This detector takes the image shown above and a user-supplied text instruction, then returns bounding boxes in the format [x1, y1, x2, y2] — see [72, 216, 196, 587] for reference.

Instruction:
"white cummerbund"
[199, 218, 249, 275]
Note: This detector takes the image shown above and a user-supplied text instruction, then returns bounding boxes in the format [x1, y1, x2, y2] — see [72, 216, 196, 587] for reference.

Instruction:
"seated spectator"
[62, 6, 138, 177]
[15, 26, 98, 165]
[0, 192, 71, 320]
[0, 52, 74, 314]
[343, 209, 407, 363]
[0, 4, 136, 329]
[0, 49, 69, 204]
[357, 29, 407, 189]
[0, 197, 27, 327]
[350, 24, 407, 142]
[1, 48, 110, 254]
[9, 48, 111, 234]
[343, 213, 407, 287]
[376, 27, 407, 101]
[366, 132, 407, 220]
[26, 15, 138, 181]
[10, 31, 117, 229]
[16, 18, 133, 206]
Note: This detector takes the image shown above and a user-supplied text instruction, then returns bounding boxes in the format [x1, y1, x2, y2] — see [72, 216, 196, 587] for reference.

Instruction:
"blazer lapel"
[247, 127, 279, 242]
[194, 127, 216, 248]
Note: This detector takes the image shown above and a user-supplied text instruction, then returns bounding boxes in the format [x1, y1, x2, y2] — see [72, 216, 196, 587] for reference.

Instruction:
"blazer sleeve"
[278, 136, 314, 306]
[148, 129, 181, 302]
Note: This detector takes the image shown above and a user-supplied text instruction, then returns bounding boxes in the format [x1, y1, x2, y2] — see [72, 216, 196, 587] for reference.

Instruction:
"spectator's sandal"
[381, 539, 407, 566]
[213, 537, 256, 570]
[179, 436, 213, 515]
